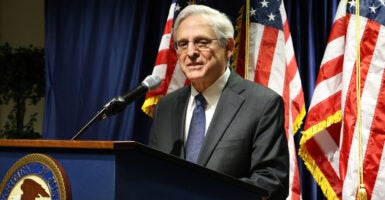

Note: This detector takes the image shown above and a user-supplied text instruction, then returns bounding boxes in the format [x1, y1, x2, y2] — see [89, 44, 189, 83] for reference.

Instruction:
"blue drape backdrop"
[44, 0, 338, 199]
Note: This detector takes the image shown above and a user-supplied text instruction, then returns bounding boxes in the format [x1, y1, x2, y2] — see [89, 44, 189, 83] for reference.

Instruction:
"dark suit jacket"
[149, 70, 289, 199]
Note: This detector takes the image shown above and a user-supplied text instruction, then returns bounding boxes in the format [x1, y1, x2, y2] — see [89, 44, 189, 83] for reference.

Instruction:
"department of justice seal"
[0, 153, 71, 200]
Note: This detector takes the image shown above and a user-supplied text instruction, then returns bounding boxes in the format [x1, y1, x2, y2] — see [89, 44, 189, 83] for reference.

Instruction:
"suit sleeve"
[240, 94, 289, 200]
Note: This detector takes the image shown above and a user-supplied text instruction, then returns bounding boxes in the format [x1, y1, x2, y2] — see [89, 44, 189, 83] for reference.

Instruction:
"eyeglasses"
[174, 38, 218, 52]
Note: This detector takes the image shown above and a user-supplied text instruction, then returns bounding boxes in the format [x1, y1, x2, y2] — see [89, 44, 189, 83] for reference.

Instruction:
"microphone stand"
[71, 107, 107, 140]
[71, 97, 126, 140]
[70, 74, 161, 140]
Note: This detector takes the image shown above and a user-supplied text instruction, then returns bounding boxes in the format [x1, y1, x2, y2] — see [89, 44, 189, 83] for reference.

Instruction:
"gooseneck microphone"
[102, 74, 161, 119]
[71, 75, 161, 140]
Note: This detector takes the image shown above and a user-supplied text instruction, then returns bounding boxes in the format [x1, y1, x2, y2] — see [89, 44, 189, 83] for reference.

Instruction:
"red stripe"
[154, 49, 172, 65]
[163, 19, 173, 34]
[304, 91, 341, 130]
[254, 26, 278, 85]
[283, 20, 290, 42]
[315, 55, 344, 86]
[287, 54, 304, 123]
[327, 17, 347, 43]
[291, 161, 301, 200]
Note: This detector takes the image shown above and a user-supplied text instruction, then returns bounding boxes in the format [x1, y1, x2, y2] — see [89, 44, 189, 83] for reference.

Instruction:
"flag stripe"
[363, 26, 385, 199]
[306, 133, 342, 198]
[254, 26, 278, 85]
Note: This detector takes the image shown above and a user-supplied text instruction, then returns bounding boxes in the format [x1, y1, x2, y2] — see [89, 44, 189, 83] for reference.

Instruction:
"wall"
[0, 0, 45, 135]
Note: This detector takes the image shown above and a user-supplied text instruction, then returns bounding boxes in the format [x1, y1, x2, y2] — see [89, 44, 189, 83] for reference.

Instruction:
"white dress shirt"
[184, 67, 230, 142]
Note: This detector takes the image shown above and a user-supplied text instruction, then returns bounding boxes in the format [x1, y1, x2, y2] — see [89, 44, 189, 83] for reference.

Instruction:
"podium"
[0, 140, 261, 199]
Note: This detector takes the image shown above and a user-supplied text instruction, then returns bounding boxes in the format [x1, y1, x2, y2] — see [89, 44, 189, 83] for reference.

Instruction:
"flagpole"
[355, 0, 366, 199]
[244, 0, 250, 79]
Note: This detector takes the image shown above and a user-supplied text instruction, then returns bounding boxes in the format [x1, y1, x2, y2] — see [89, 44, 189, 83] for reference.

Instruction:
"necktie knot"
[195, 94, 207, 108]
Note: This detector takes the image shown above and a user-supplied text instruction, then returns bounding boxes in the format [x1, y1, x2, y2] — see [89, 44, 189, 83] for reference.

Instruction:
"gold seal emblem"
[0, 153, 71, 200]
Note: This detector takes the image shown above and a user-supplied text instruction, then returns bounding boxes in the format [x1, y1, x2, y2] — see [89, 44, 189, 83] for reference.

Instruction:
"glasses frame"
[174, 38, 218, 52]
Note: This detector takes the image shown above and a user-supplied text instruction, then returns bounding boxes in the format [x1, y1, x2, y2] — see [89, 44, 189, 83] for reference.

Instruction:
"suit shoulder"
[240, 78, 281, 99]
[157, 86, 189, 104]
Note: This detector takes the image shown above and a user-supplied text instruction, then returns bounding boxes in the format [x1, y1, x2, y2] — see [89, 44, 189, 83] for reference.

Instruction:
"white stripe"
[268, 31, 285, 95]
[152, 64, 167, 79]
[320, 36, 345, 67]
[167, 3, 176, 20]
[285, 35, 295, 63]
[167, 63, 186, 94]
[333, 1, 346, 23]
[158, 33, 172, 51]
[279, 1, 287, 23]
[248, 23, 264, 81]
[314, 129, 341, 175]
[289, 70, 302, 104]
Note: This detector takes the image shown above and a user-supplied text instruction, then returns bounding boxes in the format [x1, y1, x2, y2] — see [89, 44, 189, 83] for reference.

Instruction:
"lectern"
[0, 140, 261, 199]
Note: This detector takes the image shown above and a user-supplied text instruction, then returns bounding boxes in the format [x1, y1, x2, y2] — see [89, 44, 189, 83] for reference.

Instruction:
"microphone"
[101, 74, 161, 119]
[71, 74, 161, 140]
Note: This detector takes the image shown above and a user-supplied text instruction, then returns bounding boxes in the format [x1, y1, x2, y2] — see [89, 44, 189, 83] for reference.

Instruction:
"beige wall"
[0, 0, 45, 47]
[0, 0, 45, 134]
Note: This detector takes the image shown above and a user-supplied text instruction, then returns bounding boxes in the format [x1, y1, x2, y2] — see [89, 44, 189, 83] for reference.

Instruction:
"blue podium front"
[0, 140, 261, 200]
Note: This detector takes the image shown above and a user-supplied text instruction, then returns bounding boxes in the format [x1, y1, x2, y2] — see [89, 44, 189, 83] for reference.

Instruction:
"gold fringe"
[141, 95, 162, 118]
[300, 110, 342, 145]
[231, 5, 244, 71]
[292, 105, 306, 135]
[299, 110, 343, 199]
[299, 145, 340, 200]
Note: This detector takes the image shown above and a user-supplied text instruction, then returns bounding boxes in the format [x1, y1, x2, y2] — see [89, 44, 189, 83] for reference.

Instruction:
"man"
[149, 5, 289, 199]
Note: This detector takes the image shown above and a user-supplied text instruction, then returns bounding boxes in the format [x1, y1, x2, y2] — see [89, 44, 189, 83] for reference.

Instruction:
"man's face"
[175, 14, 233, 90]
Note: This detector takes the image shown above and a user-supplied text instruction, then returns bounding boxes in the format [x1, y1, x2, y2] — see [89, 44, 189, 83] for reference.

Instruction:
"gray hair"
[173, 5, 234, 47]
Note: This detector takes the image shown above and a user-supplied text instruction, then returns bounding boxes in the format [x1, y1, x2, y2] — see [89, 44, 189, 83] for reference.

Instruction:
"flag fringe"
[141, 95, 163, 118]
[299, 146, 339, 200]
[292, 105, 306, 135]
[299, 110, 342, 199]
[300, 110, 342, 145]
[231, 5, 244, 71]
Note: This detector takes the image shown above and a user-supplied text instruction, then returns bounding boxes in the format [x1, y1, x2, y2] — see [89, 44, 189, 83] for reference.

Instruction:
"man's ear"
[226, 38, 235, 59]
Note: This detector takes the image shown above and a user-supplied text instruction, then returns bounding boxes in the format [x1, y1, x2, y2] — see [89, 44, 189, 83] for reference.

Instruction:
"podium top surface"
[0, 139, 140, 150]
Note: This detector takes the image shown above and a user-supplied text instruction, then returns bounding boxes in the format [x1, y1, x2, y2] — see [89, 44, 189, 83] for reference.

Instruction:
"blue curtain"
[44, 0, 338, 199]
[44, 0, 172, 141]
[285, 1, 338, 199]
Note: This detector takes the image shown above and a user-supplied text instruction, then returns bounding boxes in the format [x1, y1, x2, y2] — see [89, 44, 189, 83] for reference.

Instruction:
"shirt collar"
[190, 67, 230, 107]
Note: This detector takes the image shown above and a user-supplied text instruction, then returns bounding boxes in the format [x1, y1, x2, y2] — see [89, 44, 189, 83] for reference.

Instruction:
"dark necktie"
[185, 94, 207, 163]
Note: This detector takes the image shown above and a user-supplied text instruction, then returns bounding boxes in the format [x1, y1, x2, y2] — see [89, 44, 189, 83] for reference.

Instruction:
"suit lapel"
[197, 72, 246, 166]
[171, 86, 190, 158]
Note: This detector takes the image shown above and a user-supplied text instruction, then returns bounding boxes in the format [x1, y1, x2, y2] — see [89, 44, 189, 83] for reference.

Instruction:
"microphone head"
[142, 75, 161, 90]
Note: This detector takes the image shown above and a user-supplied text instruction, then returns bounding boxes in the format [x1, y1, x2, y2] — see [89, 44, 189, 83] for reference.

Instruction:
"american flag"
[233, 1, 305, 199]
[141, 0, 187, 116]
[142, 1, 305, 199]
[299, 0, 385, 199]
